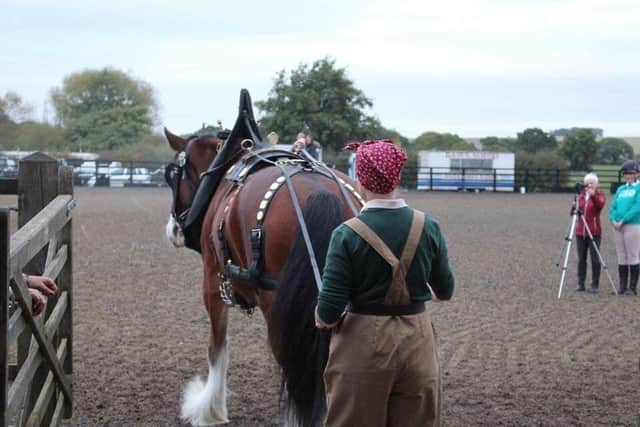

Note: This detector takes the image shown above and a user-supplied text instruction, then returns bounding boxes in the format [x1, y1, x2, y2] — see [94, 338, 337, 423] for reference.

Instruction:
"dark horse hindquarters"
[270, 191, 346, 427]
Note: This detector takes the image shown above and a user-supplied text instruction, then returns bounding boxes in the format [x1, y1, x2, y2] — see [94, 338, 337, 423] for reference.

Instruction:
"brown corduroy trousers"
[323, 311, 442, 427]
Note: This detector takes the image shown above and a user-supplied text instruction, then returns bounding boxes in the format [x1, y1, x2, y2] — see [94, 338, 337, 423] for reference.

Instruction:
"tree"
[50, 68, 157, 151]
[13, 122, 66, 151]
[256, 58, 379, 151]
[515, 128, 557, 153]
[0, 91, 34, 123]
[0, 91, 34, 149]
[596, 137, 634, 165]
[360, 121, 409, 147]
[515, 149, 569, 191]
[410, 132, 476, 152]
[559, 128, 599, 170]
[480, 136, 516, 152]
[192, 123, 224, 138]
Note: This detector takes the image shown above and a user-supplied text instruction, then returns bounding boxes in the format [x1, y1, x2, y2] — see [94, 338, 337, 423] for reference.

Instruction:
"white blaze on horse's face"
[165, 214, 185, 248]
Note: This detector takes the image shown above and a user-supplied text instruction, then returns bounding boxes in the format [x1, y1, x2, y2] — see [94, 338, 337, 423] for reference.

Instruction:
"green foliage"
[50, 68, 157, 151]
[192, 123, 224, 137]
[515, 150, 569, 191]
[0, 91, 63, 151]
[106, 134, 174, 162]
[256, 58, 380, 150]
[65, 105, 152, 151]
[480, 136, 516, 152]
[558, 128, 599, 170]
[515, 128, 557, 153]
[410, 132, 476, 152]
[401, 151, 418, 189]
[0, 116, 19, 150]
[0, 91, 34, 123]
[0, 91, 32, 149]
[596, 137, 634, 165]
[359, 121, 409, 148]
[13, 122, 65, 151]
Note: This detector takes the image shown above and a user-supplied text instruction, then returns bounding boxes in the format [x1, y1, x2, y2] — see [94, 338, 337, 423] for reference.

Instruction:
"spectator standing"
[573, 173, 605, 293]
[609, 159, 640, 296]
[303, 134, 321, 160]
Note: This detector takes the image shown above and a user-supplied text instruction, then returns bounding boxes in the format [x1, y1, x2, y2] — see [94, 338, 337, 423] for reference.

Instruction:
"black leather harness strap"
[274, 163, 323, 291]
[346, 301, 425, 316]
[305, 154, 361, 216]
[215, 147, 363, 294]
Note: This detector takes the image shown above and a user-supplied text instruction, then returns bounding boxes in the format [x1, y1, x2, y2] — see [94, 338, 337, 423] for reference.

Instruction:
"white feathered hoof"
[181, 344, 230, 425]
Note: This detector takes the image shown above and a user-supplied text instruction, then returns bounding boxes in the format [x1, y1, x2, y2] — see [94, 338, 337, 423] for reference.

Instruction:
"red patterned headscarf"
[345, 139, 407, 194]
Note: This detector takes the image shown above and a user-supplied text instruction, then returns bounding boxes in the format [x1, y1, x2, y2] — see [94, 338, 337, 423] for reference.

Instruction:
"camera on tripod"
[574, 182, 586, 193]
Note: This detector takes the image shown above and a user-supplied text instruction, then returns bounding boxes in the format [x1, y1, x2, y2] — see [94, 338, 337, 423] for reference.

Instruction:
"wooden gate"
[1, 153, 75, 427]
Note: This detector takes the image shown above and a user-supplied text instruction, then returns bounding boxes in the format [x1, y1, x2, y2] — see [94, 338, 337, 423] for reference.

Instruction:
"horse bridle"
[165, 137, 201, 229]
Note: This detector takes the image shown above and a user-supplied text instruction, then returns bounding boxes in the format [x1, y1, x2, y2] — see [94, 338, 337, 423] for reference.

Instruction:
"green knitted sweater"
[317, 205, 455, 324]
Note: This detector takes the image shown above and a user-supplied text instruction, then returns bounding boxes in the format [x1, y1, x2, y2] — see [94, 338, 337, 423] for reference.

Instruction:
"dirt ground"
[19, 187, 637, 426]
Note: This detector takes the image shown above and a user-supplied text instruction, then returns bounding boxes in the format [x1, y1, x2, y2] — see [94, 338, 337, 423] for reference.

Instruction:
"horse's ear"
[164, 127, 187, 152]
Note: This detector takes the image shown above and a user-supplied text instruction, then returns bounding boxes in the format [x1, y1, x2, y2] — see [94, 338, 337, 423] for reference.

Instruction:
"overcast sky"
[2, 0, 639, 139]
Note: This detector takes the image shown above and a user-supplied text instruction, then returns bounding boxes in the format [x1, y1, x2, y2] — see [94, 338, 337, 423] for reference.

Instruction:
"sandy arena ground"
[11, 187, 636, 426]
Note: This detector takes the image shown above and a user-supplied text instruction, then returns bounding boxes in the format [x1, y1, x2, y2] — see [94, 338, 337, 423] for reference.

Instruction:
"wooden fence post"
[1, 209, 9, 427]
[58, 166, 73, 418]
[17, 153, 59, 422]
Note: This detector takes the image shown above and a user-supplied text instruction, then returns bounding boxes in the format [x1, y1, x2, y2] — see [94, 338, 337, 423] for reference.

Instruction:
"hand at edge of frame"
[427, 283, 442, 302]
[29, 288, 47, 316]
[26, 275, 59, 296]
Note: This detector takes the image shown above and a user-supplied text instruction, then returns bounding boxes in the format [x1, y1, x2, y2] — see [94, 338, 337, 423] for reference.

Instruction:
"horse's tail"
[270, 190, 346, 427]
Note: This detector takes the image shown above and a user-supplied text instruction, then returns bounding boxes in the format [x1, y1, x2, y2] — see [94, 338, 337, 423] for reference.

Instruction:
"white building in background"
[417, 150, 515, 192]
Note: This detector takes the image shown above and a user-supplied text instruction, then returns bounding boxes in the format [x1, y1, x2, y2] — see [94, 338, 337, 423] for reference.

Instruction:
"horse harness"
[215, 148, 364, 314]
[165, 136, 202, 227]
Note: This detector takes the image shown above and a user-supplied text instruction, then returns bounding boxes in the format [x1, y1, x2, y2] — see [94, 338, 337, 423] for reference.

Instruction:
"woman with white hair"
[574, 172, 606, 293]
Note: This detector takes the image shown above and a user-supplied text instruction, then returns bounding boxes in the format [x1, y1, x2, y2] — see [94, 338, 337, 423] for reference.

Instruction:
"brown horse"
[164, 91, 362, 426]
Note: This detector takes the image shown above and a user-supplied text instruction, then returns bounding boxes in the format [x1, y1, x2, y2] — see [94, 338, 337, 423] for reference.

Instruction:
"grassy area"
[568, 164, 620, 193]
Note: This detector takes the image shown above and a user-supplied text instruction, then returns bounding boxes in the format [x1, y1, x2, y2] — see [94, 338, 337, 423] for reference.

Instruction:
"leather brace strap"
[344, 209, 426, 305]
[343, 218, 399, 269]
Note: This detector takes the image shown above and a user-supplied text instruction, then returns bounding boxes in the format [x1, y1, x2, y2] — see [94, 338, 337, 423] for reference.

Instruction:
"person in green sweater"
[609, 159, 640, 295]
[315, 139, 455, 427]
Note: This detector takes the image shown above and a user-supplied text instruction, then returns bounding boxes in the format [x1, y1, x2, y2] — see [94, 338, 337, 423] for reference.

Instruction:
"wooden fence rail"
[1, 153, 74, 427]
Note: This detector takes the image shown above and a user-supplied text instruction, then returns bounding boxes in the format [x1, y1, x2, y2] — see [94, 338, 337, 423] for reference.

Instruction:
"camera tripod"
[557, 192, 617, 298]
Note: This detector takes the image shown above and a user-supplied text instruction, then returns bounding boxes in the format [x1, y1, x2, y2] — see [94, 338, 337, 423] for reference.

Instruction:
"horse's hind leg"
[181, 277, 230, 426]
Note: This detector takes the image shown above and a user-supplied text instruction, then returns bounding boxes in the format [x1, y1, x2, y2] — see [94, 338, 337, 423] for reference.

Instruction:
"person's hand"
[427, 283, 442, 302]
[586, 187, 596, 197]
[29, 288, 47, 315]
[613, 221, 623, 231]
[27, 275, 58, 296]
[314, 306, 340, 329]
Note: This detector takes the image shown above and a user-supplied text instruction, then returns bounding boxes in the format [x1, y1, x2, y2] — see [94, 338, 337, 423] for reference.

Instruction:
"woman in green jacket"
[609, 159, 640, 295]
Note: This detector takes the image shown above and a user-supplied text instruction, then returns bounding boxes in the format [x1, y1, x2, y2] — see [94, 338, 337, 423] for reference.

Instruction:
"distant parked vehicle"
[108, 167, 152, 187]
[0, 156, 17, 178]
[83, 161, 124, 187]
[75, 161, 100, 186]
[150, 166, 167, 187]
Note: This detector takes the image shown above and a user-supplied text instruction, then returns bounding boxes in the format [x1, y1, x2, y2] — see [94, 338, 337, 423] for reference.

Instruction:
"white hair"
[583, 173, 599, 185]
